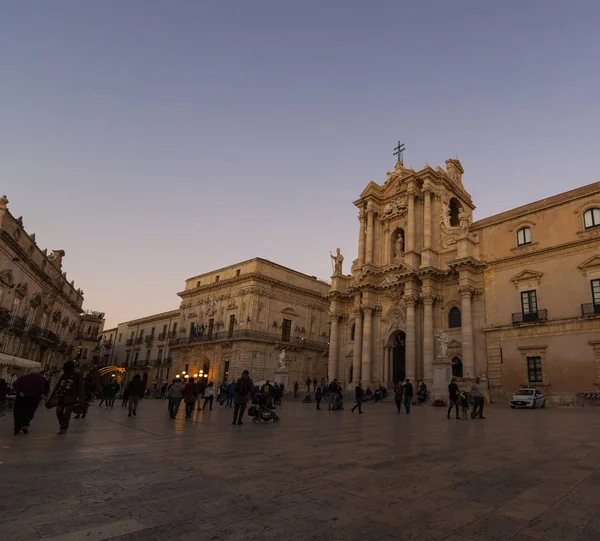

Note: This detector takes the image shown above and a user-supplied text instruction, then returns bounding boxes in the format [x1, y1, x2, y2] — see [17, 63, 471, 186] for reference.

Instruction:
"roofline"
[185, 257, 330, 287]
[117, 308, 181, 327]
[472, 181, 600, 229]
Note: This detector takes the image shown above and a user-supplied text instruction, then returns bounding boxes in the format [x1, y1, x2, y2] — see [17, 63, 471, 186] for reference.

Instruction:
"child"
[459, 390, 469, 420]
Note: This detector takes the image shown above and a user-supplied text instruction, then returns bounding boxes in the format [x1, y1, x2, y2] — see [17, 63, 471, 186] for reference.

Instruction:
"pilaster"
[459, 284, 475, 377]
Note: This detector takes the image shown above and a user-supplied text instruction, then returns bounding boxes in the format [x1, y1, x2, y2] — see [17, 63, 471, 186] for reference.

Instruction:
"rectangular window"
[229, 314, 235, 337]
[197, 281, 201, 288]
[236, 269, 241, 276]
[215, 275, 220, 283]
[146, 349, 151, 361]
[151, 327, 155, 337]
[134, 351, 139, 364]
[130, 331, 134, 340]
[125, 353, 130, 367]
[157, 349, 163, 361]
[282, 319, 292, 342]
[162, 324, 167, 334]
[224, 360, 230, 380]
[139, 330, 144, 339]
[172, 323, 177, 334]
[527, 356, 543, 383]
[86, 325, 92, 334]
[118, 334, 122, 342]
[592, 279, 600, 306]
[521, 290, 538, 320]
[208, 318, 214, 340]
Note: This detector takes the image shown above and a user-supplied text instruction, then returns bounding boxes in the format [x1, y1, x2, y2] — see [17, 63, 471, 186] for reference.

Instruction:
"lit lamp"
[194, 373, 198, 378]
[184, 374, 189, 378]
[176, 374, 180, 378]
[182, 371, 186, 376]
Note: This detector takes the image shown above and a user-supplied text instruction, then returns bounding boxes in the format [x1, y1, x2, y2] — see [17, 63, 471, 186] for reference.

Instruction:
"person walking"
[471, 377, 486, 419]
[12, 371, 46, 435]
[305, 377, 311, 393]
[351, 382, 364, 414]
[126, 374, 145, 417]
[202, 382, 215, 411]
[218, 381, 228, 407]
[293, 381, 299, 398]
[394, 383, 404, 414]
[46, 361, 84, 435]
[328, 379, 338, 410]
[447, 378, 460, 419]
[232, 370, 254, 425]
[315, 386, 323, 410]
[403, 378, 413, 414]
[226, 380, 235, 407]
[168, 378, 184, 419]
[183, 377, 198, 419]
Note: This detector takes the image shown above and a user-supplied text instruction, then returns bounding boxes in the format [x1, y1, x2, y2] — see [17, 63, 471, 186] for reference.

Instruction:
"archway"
[388, 331, 406, 384]
[451, 357, 463, 378]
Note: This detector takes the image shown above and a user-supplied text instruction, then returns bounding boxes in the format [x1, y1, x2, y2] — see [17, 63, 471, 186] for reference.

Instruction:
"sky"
[1, 1, 599, 329]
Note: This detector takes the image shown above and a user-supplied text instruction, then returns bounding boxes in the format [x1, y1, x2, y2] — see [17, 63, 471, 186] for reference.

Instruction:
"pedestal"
[273, 367, 290, 389]
[431, 356, 452, 403]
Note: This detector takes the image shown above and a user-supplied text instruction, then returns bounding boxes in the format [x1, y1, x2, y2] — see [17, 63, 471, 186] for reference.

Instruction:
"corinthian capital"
[404, 294, 418, 306]
[329, 311, 343, 321]
[458, 284, 475, 298]
[421, 292, 435, 305]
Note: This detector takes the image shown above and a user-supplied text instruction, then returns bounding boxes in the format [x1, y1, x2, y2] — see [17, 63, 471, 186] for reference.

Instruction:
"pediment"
[510, 269, 543, 285]
[281, 307, 299, 317]
[359, 181, 382, 198]
[0, 269, 13, 286]
[448, 339, 462, 349]
[578, 255, 600, 273]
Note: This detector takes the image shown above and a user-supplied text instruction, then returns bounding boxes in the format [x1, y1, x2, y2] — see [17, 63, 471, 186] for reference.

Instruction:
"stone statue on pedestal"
[331, 248, 344, 275]
[435, 330, 451, 359]
[278, 349, 287, 369]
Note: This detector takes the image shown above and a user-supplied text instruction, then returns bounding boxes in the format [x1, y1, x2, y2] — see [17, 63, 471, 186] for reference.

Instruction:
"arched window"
[448, 307, 461, 328]
[517, 227, 532, 246]
[584, 208, 600, 229]
[449, 198, 461, 227]
[452, 357, 463, 378]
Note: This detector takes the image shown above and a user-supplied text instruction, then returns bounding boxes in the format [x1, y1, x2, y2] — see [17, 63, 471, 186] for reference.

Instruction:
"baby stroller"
[333, 391, 344, 411]
[248, 393, 280, 423]
[302, 393, 312, 403]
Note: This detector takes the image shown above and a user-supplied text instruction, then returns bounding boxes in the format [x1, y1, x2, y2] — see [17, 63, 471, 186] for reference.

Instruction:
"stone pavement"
[1, 399, 600, 541]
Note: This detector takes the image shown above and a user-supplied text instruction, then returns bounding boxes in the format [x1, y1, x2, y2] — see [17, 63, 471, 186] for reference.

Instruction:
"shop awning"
[0, 352, 42, 370]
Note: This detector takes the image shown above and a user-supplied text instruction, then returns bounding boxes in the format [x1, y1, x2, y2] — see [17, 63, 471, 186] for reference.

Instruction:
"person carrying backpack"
[232, 370, 254, 425]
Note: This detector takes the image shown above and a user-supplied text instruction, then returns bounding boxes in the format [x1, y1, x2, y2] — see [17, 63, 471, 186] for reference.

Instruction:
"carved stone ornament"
[382, 199, 408, 220]
[15, 282, 28, 296]
[384, 274, 402, 285]
[384, 308, 406, 333]
[188, 310, 197, 318]
[0, 195, 8, 210]
[0, 269, 13, 286]
[206, 297, 217, 316]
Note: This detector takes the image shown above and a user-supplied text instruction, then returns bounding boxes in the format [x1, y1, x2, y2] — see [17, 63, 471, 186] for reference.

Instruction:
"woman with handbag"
[46, 361, 85, 435]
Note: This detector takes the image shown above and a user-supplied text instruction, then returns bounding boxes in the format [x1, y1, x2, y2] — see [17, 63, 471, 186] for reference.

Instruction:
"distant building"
[76, 311, 105, 368]
[169, 258, 331, 386]
[0, 195, 85, 382]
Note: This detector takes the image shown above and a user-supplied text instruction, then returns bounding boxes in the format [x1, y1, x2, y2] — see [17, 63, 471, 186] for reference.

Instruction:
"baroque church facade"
[327, 159, 600, 403]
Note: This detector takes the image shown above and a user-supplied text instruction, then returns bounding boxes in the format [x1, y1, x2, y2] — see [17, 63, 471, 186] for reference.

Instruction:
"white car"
[510, 388, 546, 409]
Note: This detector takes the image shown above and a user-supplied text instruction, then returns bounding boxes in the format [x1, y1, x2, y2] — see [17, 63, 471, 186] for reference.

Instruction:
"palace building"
[327, 159, 600, 404]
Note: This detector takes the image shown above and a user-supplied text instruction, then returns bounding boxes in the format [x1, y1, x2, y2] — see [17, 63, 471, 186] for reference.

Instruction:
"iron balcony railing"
[169, 329, 329, 351]
[512, 309, 548, 325]
[135, 336, 144, 344]
[158, 332, 166, 340]
[581, 303, 600, 317]
[102, 340, 113, 347]
[126, 338, 134, 346]
[168, 330, 177, 338]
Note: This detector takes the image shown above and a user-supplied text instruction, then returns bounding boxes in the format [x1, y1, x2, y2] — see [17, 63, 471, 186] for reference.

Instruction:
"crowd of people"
[5, 361, 489, 436]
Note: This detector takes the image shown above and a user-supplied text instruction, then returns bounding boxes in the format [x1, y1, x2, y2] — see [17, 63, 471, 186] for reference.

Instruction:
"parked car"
[510, 388, 545, 409]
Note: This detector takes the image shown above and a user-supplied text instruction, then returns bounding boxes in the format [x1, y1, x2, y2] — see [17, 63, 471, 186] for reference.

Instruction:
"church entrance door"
[390, 331, 406, 384]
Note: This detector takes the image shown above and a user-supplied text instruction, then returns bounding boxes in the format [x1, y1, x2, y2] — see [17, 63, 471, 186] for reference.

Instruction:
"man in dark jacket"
[351, 382, 364, 414]
[403, 378, 413, 414]
[233, 370, 254, 425]
[126, 374, 145, 417]
[447, 378, 460, 419]
[328, 379, 339, 410]
[13, 371, 46, 435]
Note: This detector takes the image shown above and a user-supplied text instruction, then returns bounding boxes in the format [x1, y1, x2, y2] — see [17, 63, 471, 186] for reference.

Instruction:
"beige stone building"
[76, 311, 105, 368]
[327, 159, 600, 403]
[99, 309, 180, 389]
[169, 258, 330, 386]
[0, 195, 85, 382]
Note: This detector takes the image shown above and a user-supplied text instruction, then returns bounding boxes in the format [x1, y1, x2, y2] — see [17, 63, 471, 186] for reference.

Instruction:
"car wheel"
[510, 405, 515, 409]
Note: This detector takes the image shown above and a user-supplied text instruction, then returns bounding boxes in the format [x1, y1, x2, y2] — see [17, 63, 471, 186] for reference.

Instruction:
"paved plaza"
[1, 399, 600, 541]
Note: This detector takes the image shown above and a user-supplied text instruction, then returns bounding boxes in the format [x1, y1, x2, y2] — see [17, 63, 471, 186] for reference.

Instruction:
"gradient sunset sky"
[2, 1, 599, 328]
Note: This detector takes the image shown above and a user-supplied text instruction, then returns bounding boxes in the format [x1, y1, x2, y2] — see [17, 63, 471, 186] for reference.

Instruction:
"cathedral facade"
[328, 159, 600, 403]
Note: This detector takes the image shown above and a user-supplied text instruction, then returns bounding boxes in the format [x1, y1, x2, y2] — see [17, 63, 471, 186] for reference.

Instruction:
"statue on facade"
[383, 199, 407, 218]
[440, 202, 452, 229]
[278, 349, 287, 369]
[458, 210, 471, 234]
[0, 195, 8, 210]
[394, 234, 404, 262]
[435, 330, 452, 358]
[331, 248, 344, 275]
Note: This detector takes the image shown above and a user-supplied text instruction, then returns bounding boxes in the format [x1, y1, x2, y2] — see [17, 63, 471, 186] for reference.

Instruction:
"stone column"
[383, 347, 390, 383]
[460, 286, 475, 377]
[423, 188, 432, 250]
[357, 211, 366, 266]
[328, 313, 340, 381]
[405, 295, 417, 381]
[361, 306, 373, 383]
[406, 192, 416, 252]
[422, 293, 434, 384]
[352, 308, 363, 384]
[365, 210, 375, 265]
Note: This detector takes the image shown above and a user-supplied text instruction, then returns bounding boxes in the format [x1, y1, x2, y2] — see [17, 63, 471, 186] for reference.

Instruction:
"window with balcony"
[516, 227, 532, 246]
[157, 349, 163, 361]
[145, 349, 151, 363]
[207, 318, 214, 340]
[151, 327, 155, 338]
[448, 307, 461, 328]
[521, 290, 538, 321]
[584, 208, 600, 229]
[281, 319, 292, 342]
[228, 314, 235, 338]
[527, 356, 543, 383]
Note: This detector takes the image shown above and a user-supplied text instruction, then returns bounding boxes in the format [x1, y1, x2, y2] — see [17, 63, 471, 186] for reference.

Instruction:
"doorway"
[390, 331, 406, 384]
